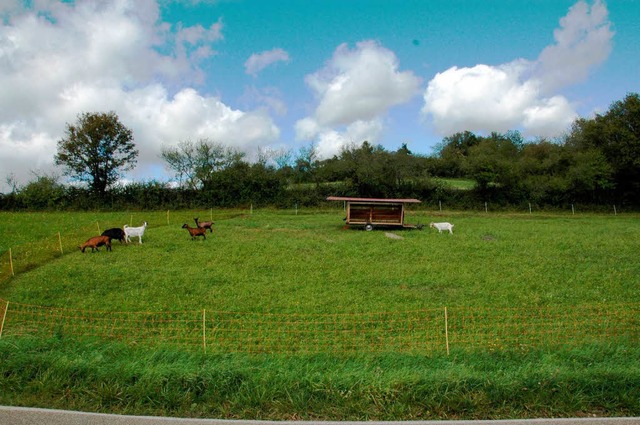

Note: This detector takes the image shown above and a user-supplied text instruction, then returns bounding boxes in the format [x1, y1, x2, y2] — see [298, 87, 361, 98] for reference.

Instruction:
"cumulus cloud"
[296, 40, 421, 158]
[312, 119, 385, 159]
[535, 0, 613, 93]
[245, 48, 290, 77]
[0, 0, 278, 191]
[126, 86, 279, 165]
[421, 0, 612, 139]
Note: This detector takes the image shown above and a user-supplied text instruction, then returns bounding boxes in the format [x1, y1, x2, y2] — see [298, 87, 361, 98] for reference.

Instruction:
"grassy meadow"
[2, 208, 639, 312]
[1, 208, 639, 419]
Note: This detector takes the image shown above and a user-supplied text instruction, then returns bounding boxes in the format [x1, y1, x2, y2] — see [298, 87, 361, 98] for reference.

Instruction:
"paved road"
[2, 407, 640, 425]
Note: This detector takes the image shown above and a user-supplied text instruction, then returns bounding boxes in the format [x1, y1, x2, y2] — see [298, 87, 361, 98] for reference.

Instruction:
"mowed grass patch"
[1, 209, 639, 313]
[433, 177, 476, 190]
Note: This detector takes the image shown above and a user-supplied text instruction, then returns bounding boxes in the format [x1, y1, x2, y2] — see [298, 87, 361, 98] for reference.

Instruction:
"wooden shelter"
[326, 196, 421, 230]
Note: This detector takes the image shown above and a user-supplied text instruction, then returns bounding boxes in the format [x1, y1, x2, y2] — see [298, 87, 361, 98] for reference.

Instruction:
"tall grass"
[1, 337, 638, 420]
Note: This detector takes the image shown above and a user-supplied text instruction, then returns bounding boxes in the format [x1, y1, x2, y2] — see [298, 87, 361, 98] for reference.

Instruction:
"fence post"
[97, 221, 101, 234]
[0, 300, 9, 338]
[202, 309, 207, 354]
[58, 232, 64, 254]
[444, 307, 450, 356]
[166, 210, 170, 225]
[9, 248, 14, 277]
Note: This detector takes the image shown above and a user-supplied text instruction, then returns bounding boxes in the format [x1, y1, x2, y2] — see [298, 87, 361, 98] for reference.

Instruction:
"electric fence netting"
[0, 299, 638, 354]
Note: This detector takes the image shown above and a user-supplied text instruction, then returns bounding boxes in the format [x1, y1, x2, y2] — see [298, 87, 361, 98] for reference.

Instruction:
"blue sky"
[0, 0, 638, 191]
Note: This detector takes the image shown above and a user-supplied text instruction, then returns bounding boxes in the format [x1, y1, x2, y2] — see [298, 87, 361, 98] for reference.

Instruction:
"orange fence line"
[0, 298, 638, 354]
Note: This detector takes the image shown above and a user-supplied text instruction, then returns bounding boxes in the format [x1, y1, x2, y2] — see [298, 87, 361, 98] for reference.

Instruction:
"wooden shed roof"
[326, 196, 421, 204]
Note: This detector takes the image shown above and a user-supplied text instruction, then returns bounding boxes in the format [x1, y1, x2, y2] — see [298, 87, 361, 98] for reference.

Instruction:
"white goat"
[430, 222, 454, 234]
[124, 221, 148, 244]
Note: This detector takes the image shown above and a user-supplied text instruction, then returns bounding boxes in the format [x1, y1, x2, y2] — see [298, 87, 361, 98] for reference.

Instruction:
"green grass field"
[434, 177, 476, 190]
[1, 209, 639, 419]
[3, 209, 639, 311]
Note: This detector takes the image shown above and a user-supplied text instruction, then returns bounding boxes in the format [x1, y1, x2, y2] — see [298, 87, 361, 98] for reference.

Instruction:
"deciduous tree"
[55, 111, 138, 196]
[565, 92, 639, 202]
[161, 139, 244, 189]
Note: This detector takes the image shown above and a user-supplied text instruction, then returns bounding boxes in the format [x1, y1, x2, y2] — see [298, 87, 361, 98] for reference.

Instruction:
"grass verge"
[1, 336, 639, 420]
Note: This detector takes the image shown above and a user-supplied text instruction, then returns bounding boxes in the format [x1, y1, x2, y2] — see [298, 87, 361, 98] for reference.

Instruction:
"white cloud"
[314, 119, 385, 159]
[0, 0, 278, 192]
[126, 86, 280, 162]
[296, 40, 421, 158]
[294, 118, 322, 141]
[245, 48, 290, 77]
[522, 96, 577, 137]
[240, 86, 288, 116]
[421, 0, 611, 139]
[423, 62, 539, 135]
[535, 0, 613, 93]
[0, 1, 21, 16]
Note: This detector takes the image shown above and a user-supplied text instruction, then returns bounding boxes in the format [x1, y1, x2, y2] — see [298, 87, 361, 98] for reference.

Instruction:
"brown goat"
[80, 235, 112, 253]
[182, 223, 207, 240]
[194, 217, 214, 233]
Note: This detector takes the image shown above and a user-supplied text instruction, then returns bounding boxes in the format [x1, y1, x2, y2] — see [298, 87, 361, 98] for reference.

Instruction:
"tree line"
[1, 93, 639, 211]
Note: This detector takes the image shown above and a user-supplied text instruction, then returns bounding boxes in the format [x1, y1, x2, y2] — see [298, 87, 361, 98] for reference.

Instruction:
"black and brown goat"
[80, 235, 112, 253]
[182, 223, 207, 240]
[194, 217, 214, 233]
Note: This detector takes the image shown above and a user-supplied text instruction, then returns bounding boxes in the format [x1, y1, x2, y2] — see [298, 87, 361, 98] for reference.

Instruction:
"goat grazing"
[430, 222, 454, 234]
[182, 223, 207, 240]
[194, 217, 214, 233]
[80, 235, 112, 253]
[101, 227, 125, 243]
[124, 221, 147, 244]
